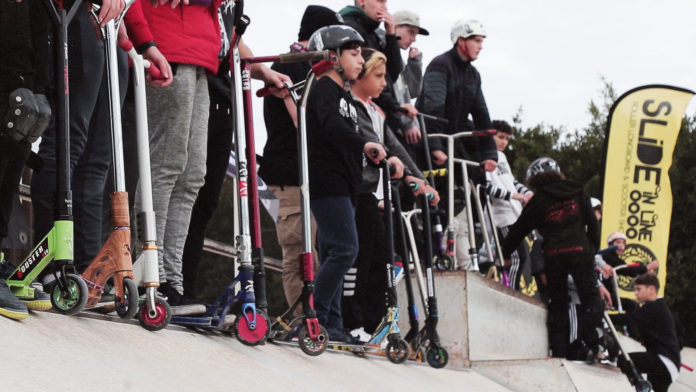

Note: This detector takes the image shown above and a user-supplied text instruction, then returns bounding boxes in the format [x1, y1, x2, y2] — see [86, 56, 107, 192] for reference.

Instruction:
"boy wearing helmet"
[501, 158, 605, 361]
[600, 231, 658, 313]
[306, 25, 387, 343]
[415, 18, 497, 270]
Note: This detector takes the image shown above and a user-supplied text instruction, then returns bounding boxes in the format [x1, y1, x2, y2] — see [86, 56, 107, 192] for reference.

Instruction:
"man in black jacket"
[416, 18, 497, 270]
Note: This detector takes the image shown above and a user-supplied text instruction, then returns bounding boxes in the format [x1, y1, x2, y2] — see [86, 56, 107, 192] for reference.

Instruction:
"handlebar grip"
[471, 129, 497, 137]
[146, 62, 164, 80]
[119, 40, 134, 52]
[256, 86, 280, 98]
[311, 59, 335, 75]
[278, 50, 331, 64]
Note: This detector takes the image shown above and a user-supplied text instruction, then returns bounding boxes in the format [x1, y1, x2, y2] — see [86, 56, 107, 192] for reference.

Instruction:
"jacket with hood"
[353, 97, 425, 194]
[339, 5, 402, 81]
[416, 47, 495, 164]
[502, 179, 599, 259]
[340, 6, 411, 138]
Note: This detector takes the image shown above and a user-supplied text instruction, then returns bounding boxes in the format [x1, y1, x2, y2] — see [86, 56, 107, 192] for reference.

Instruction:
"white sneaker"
[350, 327, 372, 343]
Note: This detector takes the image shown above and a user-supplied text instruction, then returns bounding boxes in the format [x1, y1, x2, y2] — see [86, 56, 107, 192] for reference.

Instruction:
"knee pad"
[2, 88, 51, 144]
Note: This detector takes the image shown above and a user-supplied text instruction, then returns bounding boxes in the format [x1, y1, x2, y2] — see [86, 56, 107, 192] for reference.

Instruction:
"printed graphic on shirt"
[544, 200, 579, 223]
[497, 160, 511, 176]
[339, 97, 358, 126]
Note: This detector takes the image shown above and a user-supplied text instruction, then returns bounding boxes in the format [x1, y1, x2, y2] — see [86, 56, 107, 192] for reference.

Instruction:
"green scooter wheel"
[50, 274, 88, 316]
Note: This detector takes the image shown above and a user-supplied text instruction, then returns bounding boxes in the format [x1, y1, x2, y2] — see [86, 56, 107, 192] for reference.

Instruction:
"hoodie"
[502, 178, 599, 259]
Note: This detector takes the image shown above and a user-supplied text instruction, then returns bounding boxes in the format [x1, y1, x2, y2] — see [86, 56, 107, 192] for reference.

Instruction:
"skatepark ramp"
[1, 270, 693, 391]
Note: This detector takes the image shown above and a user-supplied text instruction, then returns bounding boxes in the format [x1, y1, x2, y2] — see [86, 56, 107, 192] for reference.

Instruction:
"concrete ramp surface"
[0, 311, 511, 392]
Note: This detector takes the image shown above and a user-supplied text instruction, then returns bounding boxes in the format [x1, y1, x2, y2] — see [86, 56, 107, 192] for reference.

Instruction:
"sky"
[242, 0, 696, 150]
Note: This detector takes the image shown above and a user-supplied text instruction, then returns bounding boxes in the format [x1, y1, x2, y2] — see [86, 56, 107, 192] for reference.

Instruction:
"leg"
[629, 352, 672, 392]
[311, 196, 358, 332]
[181, 76, 232, 298]
[160, 66, 209, 294]
[31, 8, 104, 242]
[452, 206, 471, 270]
[569, 254, 603, 353]
[545, 257, 571, 357]
[268, 185, 316, 313]
[72, 49, 128, 271]
[140, 65, 198, 285]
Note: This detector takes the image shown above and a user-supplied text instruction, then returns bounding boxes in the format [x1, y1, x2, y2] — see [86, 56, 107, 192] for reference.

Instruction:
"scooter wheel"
[386, 338, 410, 364]
[50, 273, 88, 316]
[298, 325, 328, 356]
[434, 254, 453, 271]
[116, 277, 140, 320]
[636, 380, 653, 392]
[234, 309, 270, 346]
[138, 297, 172, 332]
[426, 344, 449, 368]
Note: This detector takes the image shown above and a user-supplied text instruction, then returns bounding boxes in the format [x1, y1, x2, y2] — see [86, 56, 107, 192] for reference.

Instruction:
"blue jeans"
[311, 196, 359, 331]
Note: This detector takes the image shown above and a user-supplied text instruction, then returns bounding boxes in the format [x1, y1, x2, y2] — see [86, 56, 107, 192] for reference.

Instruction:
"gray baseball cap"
[393, 10, 429, 36]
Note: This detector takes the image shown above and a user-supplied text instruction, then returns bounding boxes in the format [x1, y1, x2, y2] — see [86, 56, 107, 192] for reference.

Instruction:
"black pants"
[342, 193, 388, 333]
[30, 7, 127, 272]
[181, 74, 233, 297]
[545, 252, 603, 357]
[0, 1, 33, 244]
[629, 351, 673, 392]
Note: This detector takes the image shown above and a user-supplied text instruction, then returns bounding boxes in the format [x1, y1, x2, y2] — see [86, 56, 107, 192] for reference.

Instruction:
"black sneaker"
[327, 327, 364, 345]
[159, 282, 194, 307]
[0, 256, 17, 279]
[0, 279, 28, 320]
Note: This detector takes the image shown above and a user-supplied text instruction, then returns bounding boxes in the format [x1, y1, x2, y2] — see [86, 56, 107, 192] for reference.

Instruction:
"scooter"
[169, 3, 270, 345]
[401, 182, 449, 368]
[118, 39, 172, 331]
[259, 56, 338, 356]
[4, 0, 89, 316]
[79, 3, 139, 320]
[428, 129, 496, 271]
[326, 159, 410, 364]
[393, 182, 449, 368]
[414, 113, 454, 271]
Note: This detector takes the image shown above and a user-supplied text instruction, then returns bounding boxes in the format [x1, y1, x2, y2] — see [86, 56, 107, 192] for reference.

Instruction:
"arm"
[502, 197, 543, 259]
[383, 125, 424, 180]
[401, 53, 423, 98]
[417, 69, 449, 151]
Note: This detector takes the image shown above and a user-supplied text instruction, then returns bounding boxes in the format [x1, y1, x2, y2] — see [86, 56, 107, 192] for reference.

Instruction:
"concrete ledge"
[472, 358, 633, 392]
[397, 270, 548, 368]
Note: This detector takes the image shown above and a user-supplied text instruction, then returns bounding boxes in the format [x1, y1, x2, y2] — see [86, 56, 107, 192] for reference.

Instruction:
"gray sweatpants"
[138, 64, 209, 294]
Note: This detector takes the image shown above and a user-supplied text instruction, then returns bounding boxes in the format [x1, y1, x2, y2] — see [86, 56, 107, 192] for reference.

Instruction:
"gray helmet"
[308, 25, 364, 52]
[526, 157, 560, 181]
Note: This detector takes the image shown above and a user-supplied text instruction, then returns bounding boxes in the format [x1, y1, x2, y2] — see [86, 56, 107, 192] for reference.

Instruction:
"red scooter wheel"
[138, 297, 172, 332]
[234, 309, 269, 346]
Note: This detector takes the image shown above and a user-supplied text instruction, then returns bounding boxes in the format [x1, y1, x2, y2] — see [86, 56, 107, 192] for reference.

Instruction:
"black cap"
[298, 5, 344, 42]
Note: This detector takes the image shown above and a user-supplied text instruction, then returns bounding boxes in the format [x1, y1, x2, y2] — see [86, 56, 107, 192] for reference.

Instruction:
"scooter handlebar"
[279, 50, 332, 64]
[311, 59, 336, 75]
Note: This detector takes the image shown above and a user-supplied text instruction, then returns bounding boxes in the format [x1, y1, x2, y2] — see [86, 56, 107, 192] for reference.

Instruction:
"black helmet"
[308, 25, 364, 52]
[526, 157, 560, 181]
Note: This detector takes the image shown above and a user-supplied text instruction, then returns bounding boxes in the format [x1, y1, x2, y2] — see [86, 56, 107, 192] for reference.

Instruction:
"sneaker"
[350, 327, 372, 343]
[0, 279, 28, 320]
[159, 282, 194, 307]
[328, 327, 364, 345]
[393, 261, 404, 285]
[22, 288, 52, 311]
[0, 255, 17, 279]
